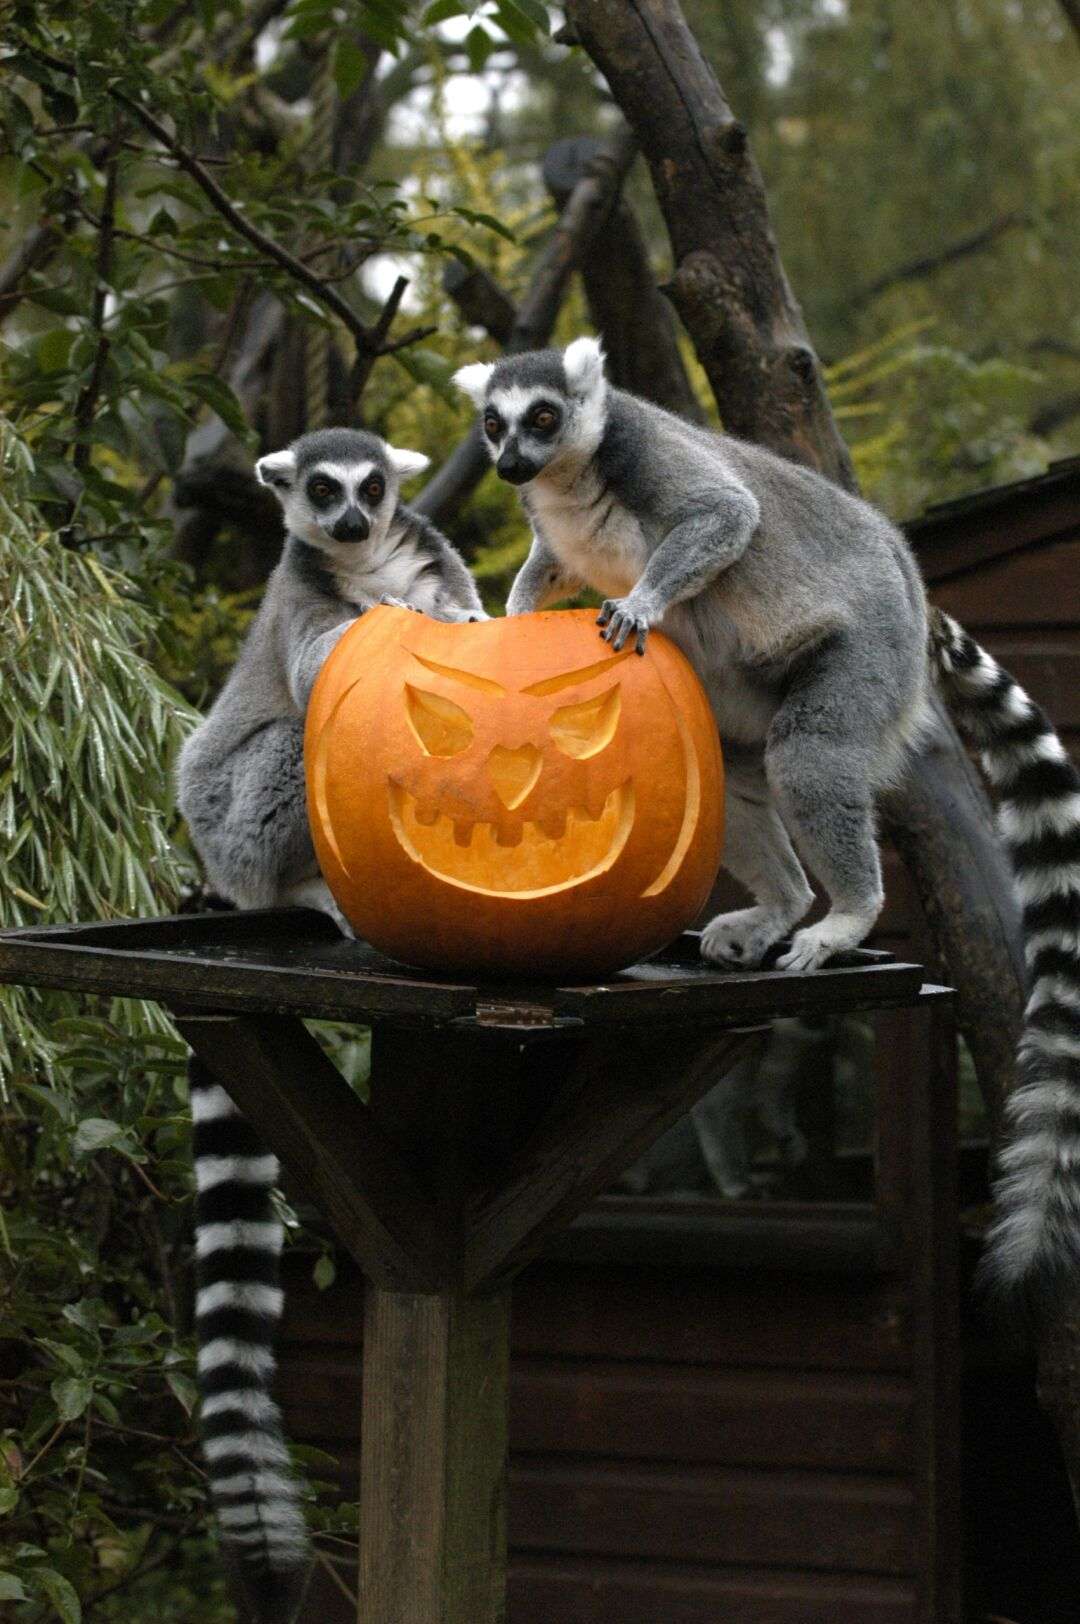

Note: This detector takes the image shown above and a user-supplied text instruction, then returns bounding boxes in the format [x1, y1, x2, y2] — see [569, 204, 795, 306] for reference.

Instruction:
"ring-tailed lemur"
[177, 427, 482, 1623]
[179, 427, 483, 913]
[454, 337, 1080, 1322]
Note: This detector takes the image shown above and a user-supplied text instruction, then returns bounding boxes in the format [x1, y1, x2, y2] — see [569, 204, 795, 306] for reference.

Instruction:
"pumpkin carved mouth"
[388, 780, 635, 898]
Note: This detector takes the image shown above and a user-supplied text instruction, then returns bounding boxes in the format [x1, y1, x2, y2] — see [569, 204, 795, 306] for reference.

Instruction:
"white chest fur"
[528, 471, 648, 600]
[330, 523, 432, 608]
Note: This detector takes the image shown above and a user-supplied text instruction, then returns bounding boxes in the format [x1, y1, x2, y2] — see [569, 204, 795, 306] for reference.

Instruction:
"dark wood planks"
[465, 1029, 765, 1290]
[283, 1257, 913, 1371]
[277, 1351, 913, 1475]
[510, 1265, 912, 1372]
[931, 534, 1080, 628]
[0, 911, 927, 1029]
[508, 1460, 913, 1574]
[507, 1558, 917, 1624]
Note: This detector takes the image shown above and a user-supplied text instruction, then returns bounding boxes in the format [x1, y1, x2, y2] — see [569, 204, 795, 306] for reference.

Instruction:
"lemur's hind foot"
[775, 907, 880, 973]
[700, 906, 793, 967]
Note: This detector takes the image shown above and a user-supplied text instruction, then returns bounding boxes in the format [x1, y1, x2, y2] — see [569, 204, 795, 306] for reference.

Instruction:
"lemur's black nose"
[331, 507, 370, 542]
[496, 450, 538, 485]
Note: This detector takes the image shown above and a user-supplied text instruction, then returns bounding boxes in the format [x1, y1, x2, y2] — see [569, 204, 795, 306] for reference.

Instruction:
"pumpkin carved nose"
[488, 743, 542, 810]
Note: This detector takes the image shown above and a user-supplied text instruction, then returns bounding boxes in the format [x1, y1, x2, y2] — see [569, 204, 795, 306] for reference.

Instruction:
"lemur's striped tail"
[930, 607, 1080, 1319]
[189, 1056, 309, 1623]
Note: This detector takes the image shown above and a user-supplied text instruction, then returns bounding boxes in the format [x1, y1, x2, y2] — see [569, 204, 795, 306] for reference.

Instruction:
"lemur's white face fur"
[453, 337, 608, 486]
[255, 427, 429, 557]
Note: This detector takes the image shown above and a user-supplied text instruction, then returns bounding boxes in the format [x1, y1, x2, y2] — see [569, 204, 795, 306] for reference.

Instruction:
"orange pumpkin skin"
[305, 606, 724, 978]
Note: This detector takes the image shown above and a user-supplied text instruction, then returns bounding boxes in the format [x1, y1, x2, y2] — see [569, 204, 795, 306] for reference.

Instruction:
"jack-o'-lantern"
[305, 606, 723, 978]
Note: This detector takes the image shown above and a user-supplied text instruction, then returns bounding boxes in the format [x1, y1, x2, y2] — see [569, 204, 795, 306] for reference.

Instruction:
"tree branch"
[1058, 0, 1080, 45]
[850, 210, 1028, 309]
[1031, 391, 1080, 437]
[0, 222, 61, 324]
[442, 261, 517, 345]
[543, 133, 705, 422]
[108, 87, 380, 357]
[60, 151, 118, 545]
[415, 124, 638, 525]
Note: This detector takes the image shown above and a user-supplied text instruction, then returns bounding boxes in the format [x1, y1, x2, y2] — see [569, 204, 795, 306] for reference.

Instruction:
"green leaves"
[73, 1117, 142, 1158]
[35, 1567, 82, 1624]
[51, 1378, 94, 1422]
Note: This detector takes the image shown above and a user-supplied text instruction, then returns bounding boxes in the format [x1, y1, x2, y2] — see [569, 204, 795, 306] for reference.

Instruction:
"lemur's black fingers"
[597, 600, 616, 628]
[610, 615, 632, 652]
[635, 625, 648, 656]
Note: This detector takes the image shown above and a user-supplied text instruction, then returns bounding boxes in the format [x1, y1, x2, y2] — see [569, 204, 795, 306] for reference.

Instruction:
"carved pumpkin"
[305, 606, 724, 977]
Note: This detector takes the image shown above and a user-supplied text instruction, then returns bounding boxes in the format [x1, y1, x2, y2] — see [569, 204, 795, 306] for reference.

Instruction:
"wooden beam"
[358, 1289, 510, 1624]
[465, 1027, 764, 1292]
[174, 1012, 454, 1291]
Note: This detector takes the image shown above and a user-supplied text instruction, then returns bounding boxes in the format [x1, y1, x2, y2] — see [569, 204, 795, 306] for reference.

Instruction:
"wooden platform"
[0, 910, 954, 1624]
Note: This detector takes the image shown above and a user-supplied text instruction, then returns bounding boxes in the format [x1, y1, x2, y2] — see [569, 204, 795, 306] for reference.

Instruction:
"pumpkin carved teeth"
[387, 780, 635, 897]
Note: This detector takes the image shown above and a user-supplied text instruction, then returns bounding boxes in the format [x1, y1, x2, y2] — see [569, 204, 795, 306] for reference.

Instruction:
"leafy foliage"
[0, 421, 225, 1618]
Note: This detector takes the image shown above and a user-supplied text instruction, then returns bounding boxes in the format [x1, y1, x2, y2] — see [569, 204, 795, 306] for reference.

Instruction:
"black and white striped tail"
[931, 607, 1080, 1320]
[190, 1056, 309, 1623]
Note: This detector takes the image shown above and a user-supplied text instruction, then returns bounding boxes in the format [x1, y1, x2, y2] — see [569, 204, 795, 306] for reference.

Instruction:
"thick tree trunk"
[565, 0, 856, 486]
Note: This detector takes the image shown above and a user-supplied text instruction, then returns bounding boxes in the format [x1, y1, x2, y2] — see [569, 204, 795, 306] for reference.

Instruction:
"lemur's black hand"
[597, 599, 649, 656]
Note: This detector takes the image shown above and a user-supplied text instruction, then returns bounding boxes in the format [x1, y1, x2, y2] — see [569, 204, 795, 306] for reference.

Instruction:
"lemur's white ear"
[255, 448, 296, 491]
[387, 446, 431, 480]
[563, 335, 606, 397]
[452, 361, 495, 406]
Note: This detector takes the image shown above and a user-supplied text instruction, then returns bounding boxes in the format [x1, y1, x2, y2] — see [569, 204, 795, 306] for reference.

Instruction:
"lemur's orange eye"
[364, 477, 384, 503]
[483, 414, 500, 439]
[533, 407, 557, 431]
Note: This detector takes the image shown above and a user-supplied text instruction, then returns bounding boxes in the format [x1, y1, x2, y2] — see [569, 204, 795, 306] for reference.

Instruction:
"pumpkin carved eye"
[550, 685, 621, 759]
[405, 685, 473, 756]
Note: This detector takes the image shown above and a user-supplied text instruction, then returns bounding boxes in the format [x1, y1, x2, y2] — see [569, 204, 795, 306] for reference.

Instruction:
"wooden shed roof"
[904, 455, 1080, 584]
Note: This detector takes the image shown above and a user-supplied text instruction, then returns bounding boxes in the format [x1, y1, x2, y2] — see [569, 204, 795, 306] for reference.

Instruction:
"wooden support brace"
[174, 1011, 456, 1291]
[464, 1026, 765, 1292]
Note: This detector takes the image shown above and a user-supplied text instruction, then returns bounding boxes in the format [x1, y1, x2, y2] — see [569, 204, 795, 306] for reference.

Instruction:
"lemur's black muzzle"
[495, 448, 539, 485]
[331, 507, 370, 542]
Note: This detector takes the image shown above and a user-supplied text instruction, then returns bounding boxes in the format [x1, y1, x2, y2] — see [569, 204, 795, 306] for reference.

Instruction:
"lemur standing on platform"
[176, 427, 482, 1624]
[455, 338, 1080, 1328]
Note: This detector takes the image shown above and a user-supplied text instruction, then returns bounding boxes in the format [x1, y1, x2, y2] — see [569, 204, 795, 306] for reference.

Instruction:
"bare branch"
[0, 223, 61, 324]
[566, 0, 855, 487]
[1058, 0, 1080, 45]
[1031, 392, 1080, 437]
[442, 261, 517, 345]
[850, 210, 1028, 309]
[543, 134, 705, 423]
[349, 273, 407, 402]
[415, 125, 638, 525]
